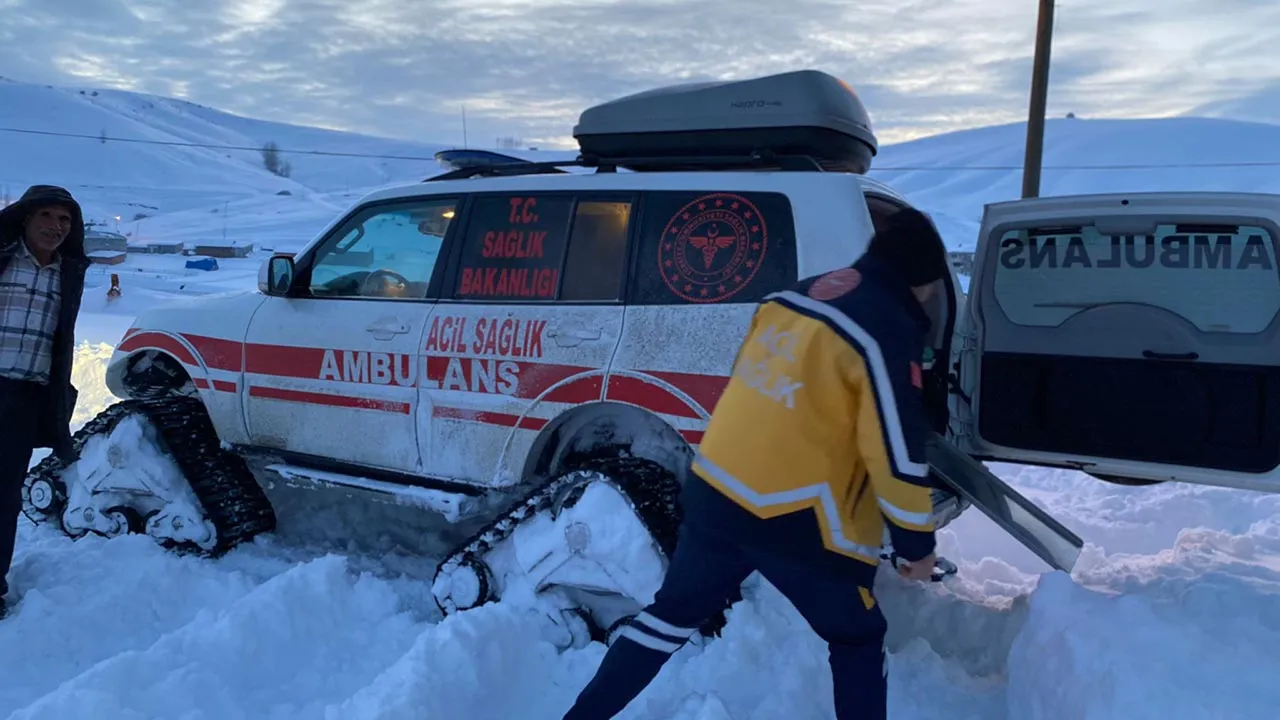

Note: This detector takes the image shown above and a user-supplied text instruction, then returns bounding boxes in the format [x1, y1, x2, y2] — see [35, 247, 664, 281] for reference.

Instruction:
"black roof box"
[572, 69, 878, 174]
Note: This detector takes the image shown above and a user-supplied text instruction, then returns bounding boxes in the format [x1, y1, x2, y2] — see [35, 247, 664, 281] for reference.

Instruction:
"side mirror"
[259, 254, 296, 296]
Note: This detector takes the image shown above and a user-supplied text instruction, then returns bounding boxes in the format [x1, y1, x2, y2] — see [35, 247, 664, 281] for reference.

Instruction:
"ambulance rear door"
[954, 191, 1280, 493]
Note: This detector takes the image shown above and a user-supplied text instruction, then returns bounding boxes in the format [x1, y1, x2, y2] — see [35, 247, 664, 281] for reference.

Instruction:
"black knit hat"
[866, 207, 950, 287]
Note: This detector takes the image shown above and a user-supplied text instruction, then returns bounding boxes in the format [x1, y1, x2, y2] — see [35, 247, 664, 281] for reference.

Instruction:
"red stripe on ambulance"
[644, 370, 730, 415]
[117, 331, 200, 368]
[244, 343, 327, 379]
[540, 375, 604, 404]
[118, 330, 731, 430]
[603, 374, 704, 419]
[248, 386, 411, 415]
[193, 378, 238, 393]
[182, 334, 244, 372]
[432, 406, 548, 430]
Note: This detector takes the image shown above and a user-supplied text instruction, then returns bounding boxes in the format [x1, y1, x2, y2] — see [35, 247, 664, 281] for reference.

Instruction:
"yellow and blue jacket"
[683, 254, 937, 585]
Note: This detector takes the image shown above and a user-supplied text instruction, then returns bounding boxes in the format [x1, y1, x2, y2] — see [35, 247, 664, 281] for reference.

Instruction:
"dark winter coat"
[0, 185, 90, 461]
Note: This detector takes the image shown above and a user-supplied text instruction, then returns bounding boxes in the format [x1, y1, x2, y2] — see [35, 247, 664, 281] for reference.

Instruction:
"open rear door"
[956, 192, 1280, 493]
[927, 434, 1084, 573]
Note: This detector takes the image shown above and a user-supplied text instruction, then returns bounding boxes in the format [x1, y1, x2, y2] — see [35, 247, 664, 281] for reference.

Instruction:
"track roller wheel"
[21, 397, 275, 556]
[95, 506, 148, 539]
[439, 556, 494, 612]
[23, 475, 65, 517]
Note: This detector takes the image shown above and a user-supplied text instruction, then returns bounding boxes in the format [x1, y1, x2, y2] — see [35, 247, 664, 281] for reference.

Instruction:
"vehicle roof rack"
[423, 149, 825, 182]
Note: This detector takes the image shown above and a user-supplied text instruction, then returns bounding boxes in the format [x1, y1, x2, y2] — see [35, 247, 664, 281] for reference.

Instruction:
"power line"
[0, 126, 444, 162]
[4, 124, 1280, 171]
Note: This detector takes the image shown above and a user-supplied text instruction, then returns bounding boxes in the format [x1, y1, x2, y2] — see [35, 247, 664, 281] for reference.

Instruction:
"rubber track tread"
[23, 396, 276, 555]
[434, 457, 687, 597]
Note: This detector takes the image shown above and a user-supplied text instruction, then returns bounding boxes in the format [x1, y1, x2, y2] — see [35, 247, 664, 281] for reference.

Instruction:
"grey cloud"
[0, 0, 1276, 149]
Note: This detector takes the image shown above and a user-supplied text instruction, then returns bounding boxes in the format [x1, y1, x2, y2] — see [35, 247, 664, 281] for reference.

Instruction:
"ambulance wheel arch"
[519, 401, 694, 488]
[105, 347, 252, 447]
[115, 349, 195, 397]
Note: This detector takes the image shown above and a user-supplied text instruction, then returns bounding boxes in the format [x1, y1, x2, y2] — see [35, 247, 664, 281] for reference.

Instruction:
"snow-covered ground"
[3, 77, 1280, 719]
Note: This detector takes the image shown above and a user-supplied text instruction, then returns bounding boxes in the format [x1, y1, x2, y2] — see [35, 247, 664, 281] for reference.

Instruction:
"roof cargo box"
[573, 69, 878, 174]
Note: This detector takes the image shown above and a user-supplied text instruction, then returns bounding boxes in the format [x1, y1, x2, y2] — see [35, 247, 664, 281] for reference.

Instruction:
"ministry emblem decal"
[658, 193, 768, 303]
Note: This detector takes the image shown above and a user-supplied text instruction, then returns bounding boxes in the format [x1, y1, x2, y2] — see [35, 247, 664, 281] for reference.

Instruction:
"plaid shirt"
[0, 240, 62, 384]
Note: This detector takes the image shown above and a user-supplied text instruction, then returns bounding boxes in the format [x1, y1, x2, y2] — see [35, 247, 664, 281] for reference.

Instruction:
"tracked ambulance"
[23, 69, 1280, 647]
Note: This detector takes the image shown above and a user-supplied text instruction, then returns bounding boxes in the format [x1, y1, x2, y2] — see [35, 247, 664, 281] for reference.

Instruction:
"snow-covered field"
[3, 77, 1280, 719]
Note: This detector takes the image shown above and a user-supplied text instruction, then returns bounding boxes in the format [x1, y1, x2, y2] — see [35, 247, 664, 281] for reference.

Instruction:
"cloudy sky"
[1, 0, 1278, 149]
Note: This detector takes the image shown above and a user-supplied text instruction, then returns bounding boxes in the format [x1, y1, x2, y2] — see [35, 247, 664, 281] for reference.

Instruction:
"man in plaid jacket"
[0, 185, 90, 619]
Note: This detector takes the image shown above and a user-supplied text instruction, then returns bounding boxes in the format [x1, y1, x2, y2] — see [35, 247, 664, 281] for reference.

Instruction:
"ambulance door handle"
[365, 319, 410, 341]
[548, 326, 601, 347]
[1142, 349, 1199, 361]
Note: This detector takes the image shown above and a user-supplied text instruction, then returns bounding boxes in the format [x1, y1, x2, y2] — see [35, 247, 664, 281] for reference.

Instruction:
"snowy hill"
[3, 75, 1280, 718]
[872, 115, 1280, 250]
[6, 77, 1280, 252]
[0, 76, 473, 192]
[0, 78, 572, 247]
[1186, 82, 1280, 127]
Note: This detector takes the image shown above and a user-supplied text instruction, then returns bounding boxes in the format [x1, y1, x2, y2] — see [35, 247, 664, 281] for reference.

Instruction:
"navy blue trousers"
[561, 521, 888, 720]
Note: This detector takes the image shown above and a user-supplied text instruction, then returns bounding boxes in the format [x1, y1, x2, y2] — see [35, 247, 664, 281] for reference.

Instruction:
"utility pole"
[1021, 0, 1056, 199]
[462, 105, 469, 149]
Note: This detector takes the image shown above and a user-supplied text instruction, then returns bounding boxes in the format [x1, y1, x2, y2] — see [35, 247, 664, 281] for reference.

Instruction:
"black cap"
[866, 207, 950, 287]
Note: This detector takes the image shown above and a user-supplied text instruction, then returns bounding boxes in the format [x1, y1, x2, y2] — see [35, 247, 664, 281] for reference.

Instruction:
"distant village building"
[191, 241, 255, 258]
[83, 225, 129, 254]
[87, 250, 127, 265]
[128, 240, 185, 254]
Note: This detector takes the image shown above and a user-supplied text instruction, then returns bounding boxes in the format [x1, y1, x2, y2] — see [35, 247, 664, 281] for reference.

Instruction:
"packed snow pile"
[1008, 554, 1280, 720]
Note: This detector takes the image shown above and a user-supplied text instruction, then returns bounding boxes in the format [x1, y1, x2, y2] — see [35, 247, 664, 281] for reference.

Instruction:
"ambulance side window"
[452, 194, 575, 302]
[307, 197, 458, 300]
[559, 199, 634, 302]
[627, 190, 797, 305]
